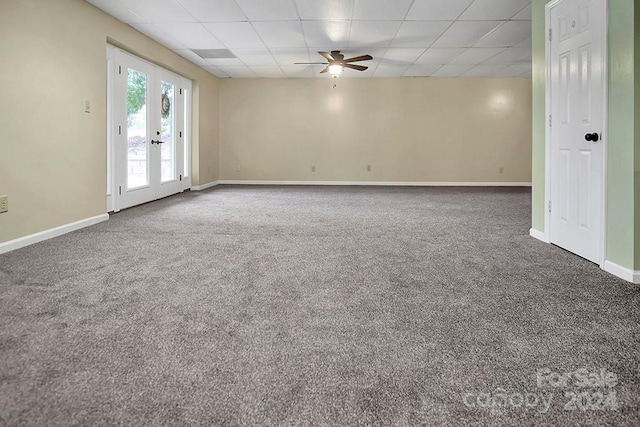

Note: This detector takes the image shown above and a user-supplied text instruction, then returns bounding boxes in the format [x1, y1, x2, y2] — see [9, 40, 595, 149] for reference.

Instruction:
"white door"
[113, 50, 190, 210]
[548, 0, 606, 264]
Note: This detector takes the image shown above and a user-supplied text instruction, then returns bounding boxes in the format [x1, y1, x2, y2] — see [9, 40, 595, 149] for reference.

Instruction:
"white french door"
[109, 49, 191, 211]
[547, 0, 606, 264]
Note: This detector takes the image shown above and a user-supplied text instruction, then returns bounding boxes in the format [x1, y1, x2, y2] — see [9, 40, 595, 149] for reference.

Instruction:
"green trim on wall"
[635, 2, 640, 270]
[531, 0, 548, 232]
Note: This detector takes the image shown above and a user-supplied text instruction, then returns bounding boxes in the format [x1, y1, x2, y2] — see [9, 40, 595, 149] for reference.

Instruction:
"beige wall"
[219, 77, 532, 183]
[0, 0, 219, 244]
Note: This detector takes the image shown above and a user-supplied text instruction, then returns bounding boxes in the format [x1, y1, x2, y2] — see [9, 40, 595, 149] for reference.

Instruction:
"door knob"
[585, 133, 599, 142]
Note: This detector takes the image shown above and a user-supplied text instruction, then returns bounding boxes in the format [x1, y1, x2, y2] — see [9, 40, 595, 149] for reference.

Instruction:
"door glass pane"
[127, 69, 148, 189]
[160, 81, 175, 182]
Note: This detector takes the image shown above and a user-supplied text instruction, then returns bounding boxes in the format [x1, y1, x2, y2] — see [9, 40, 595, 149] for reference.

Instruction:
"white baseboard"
[0, 214, 109, 255]
[603, 261, 640, 284]
[529, 228, 550, 243]
[217, 180, 532, 187]
[191, 181, 219, 191]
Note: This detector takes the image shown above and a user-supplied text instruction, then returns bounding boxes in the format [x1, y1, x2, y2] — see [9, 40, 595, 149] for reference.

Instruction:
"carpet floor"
[0, 185, 638, 426]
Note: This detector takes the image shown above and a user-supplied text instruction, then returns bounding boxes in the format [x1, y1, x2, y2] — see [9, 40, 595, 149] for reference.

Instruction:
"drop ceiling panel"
[231, 49, 278, 66]
[295, 0, 354, 20]
[391, 21, 450, 48]
[131, 24, 188, 49]
[235, 0, 298, 21]
[449, 47, 505, 64]
[118, 0, 195, 22]
[303, 21, 351, 47]
[459, 0, 530, 20]
[431, 21, 501, 47]
[175, 0, 246, 22]
[415, 47, 466, 64]
[431, 64, 474, 77]
[406, 0, 474, 21]
[253, 21, 307, 48]
[86, 0, 533, 78]
[202, 22, 265, 48]
[352, 0, 414, 21]
[348, 21, 402, 48]
[160, 23, 226, 49]
[474, 21, 531, 47]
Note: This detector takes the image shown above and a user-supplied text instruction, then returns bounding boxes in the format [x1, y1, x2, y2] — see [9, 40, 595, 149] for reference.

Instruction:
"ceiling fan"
[295, 51, 373, 77]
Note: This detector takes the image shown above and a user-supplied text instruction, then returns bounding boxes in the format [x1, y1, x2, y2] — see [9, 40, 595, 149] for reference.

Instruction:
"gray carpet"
[0, 185, 638, 426]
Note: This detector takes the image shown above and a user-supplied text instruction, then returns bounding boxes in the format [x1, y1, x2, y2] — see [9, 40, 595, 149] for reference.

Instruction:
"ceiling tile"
[430, 21, 500, 47]
[173, 49, 211, 66]
[131, 24, 188, 49]
[383, 48, 426, 63]
[218, 65, 257, 77]
[512, 4, 532, 20]
[295, 0, 354, 20]
[391, 21, 450, 48]
[482, 47, 531, 64]
[160, 23, 225, 49]
[415, 47, 465, 64]
[270, 48, 312, 67]
[515, 37, 532, 48]
[231, 49, 278, 65]
[118, 0, 195, 22]
[303, 21, 350, 47]
[352, 0, 413, 21]
[459, 0, 530, 20]
[373, 63, 410, 77]
[462, 63, 508, 77]
[203, 65, 229, 77]
[253, 21, 307, 48]
[280, 66, 315, 77]
[406, 0, 474, 21]
[202, 22, 265, 48]
[403, 64, 442, 76]
[474, 21, 531, 47]
[348, 21, 401, 48]
[175, 0, 246, 22]
[431, 64, 474, 77]
[235, 0, 298, 21]
[449, 47, 505, 64]
[86, 0, 145, 23]
[204, 57, 245, 66]
[247, 66, 285, 77]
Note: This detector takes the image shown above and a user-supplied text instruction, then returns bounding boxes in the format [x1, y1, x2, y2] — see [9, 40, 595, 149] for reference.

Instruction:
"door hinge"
[180, 174, 182, 181]
[180, 88, 183, 95]
[548, 114, 552, 127]
[118, 125, 122, 135]
[548, 201, 552, 213]
[179, 131, 182, 138]
[548, 28, 552, 41]
[119, 186, 122, 195]
[118, 65, 122, 75]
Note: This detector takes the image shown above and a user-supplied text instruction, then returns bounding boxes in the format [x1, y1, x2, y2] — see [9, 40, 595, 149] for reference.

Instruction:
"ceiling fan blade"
[318, 51, 334, 61]
[343, 63, 368, 72]
[319, 65, 329, 73]
[344, 54, 373, 63]
[330, 50, 344, 61]
[294, 62, 329, 65]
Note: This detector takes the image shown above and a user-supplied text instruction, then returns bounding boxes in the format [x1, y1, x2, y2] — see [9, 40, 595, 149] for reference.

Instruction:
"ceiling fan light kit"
[294, 50, 373, 77]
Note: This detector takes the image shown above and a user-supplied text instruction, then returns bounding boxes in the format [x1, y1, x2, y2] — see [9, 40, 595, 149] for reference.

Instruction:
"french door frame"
[106, 45, 192, 212]
[543, 0, 608, 267]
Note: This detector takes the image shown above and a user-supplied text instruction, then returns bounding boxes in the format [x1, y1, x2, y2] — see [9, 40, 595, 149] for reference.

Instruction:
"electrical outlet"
[0, 195, 8, 214]
[366, 164, 371, 172]
[311, 166, 316, 172]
